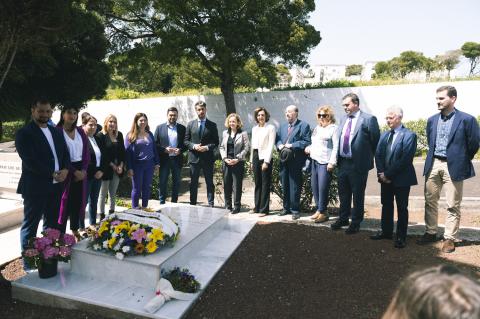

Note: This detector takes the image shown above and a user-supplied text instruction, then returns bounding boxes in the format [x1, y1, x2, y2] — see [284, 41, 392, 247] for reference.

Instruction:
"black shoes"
[331, 219, 349, 230]
[292, 214, 300, 220]
[345, 224, 360, 234]
[394, 238, 406, 249]
[370, 232, 393, 240]
[416, 233, 438, 245]
[278, 210, 291, 216]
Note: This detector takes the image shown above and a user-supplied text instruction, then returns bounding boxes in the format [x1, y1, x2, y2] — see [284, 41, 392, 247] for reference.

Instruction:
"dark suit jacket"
[16, 121, 70, 196]
[375, 126, 418, 187]
[184, 118, 219, 164]
[154, 122, 186, 166]
[275, 119, 311, 165]
[423, 108, 480, 181]
[97, 131, 126, 180]
[86, 135, 106, 179]
[338, 111, 380, 172]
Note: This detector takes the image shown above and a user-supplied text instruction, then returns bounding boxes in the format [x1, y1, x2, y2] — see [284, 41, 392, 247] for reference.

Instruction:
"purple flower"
[44, 228, 61, 241]
[111, 220, 121, 226]
[131, 228, 147, 243]
[34, 237, 53, 251]
[24, 248, 39, 257]
[63, 233, 76, 246]
[42, 246, 59, 259]
[59, 246, 72, 257]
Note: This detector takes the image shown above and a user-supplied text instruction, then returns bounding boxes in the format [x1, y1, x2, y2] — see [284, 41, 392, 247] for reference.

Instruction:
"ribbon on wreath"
[143, 278, 196, 313]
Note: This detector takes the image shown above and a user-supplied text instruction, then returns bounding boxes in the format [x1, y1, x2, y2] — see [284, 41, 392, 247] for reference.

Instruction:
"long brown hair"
[128, 113, 150, 143]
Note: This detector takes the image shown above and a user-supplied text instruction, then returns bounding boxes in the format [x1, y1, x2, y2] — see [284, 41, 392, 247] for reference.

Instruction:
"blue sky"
[308, 0, 480, 70]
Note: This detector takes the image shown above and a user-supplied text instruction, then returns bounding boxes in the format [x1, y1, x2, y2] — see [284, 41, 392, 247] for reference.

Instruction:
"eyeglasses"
[317, 114, 329, 118]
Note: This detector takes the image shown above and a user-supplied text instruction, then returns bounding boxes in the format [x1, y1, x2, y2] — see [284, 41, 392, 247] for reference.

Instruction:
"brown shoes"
[314, 213, 329, 223]
[310, 212, 321, 220]
[442, 239, 455, 253]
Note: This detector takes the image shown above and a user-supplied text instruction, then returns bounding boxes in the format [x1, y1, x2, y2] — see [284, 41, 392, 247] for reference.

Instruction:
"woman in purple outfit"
[125, 113, 160, 209]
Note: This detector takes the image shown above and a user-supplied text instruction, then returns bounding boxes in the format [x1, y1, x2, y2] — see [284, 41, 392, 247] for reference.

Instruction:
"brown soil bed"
[2, 223, 480, 319]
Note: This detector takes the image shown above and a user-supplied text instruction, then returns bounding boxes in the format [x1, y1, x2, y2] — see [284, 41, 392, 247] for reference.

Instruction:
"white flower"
[103, 240, 109, 248]
[115, 252, 124, 260]
[122, 246, 130, 253]
[93, 244, 101, 250]
[114, 243, 121, 251]
[119, 238, 125, 245]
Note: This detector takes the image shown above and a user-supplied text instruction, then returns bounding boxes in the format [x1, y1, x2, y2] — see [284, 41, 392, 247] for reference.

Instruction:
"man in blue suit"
[371, 107, 417, 248]
[154, 107, 186, 204]
[16, 98, 70, 253]
[331, 93, 380, 234]
[276, 105, 311, 220]
[417, 85, 479, 253]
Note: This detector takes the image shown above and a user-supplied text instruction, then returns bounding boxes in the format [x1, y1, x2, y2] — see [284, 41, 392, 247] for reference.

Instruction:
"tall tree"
[435, 50, 461, 79]
[345, 64, 363, 77]
[461, 41, 480, 76]
[93, 0, 321, 114]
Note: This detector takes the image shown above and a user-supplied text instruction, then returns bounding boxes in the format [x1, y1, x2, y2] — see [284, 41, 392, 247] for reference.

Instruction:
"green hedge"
[1, 120, 24, 142]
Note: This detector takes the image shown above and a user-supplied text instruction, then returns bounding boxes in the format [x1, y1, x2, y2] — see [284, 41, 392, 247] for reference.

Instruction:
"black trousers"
[338, 158, 368, 226]
[223, 161, 244, 210]
[380, 183, 410, 240]
[60, 161, 83, 232]
[252, 150, 272, 213]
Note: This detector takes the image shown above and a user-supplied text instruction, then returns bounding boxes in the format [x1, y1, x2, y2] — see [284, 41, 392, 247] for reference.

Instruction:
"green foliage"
[373, 51, 441, 79]
[277, 79, 355, 91]
[461, 41, 480, 76]
[346, 64, 363, 76]
[0, 120, 23, 142]
[435, 50, 461, 78]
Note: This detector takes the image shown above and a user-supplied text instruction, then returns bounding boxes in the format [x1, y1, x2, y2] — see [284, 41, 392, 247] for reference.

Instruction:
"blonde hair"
[316, 105, 336, 124]
[102, 114, 118, 137]
[224, 113, 243, 130]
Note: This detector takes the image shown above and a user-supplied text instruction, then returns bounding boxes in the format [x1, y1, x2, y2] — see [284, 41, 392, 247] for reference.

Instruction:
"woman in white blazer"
[250, 107, 276, 216]
[219, 113, 250, 214]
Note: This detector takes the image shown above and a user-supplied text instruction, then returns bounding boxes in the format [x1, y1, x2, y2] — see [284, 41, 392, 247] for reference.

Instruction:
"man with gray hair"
[275, 105, 311, 220]
[371, 106, 417, 248]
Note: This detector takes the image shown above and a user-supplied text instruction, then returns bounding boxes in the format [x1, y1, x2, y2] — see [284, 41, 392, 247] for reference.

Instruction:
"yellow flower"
[148, 228, 164, 242]
[98, 222, 110, 236]
[128, 224, 140, 237]
[114, 221, 131, 234]
[146, 241, 158, 253]
[108, 237, 117, 249]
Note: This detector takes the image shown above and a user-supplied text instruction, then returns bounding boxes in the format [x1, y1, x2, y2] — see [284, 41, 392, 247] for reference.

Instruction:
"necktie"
[342, 116, 353, 155]
[385, 129, 395, 162]
[198, 121, 204, 137]
[287, 124, 293, 135]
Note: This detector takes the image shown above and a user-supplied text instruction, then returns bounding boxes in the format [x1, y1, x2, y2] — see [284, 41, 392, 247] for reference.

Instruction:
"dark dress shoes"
[292, 214, 300, 220]
[331, 219, 349, 230]
[394, 238, 406, 249]
[279, 210, 291, 216]
[370, 232, 393, 240]
[345, 224, 360, 235]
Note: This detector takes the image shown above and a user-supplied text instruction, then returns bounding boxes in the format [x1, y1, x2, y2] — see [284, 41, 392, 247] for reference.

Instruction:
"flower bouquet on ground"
[22, 228, 76, 278]
[144, 267, 201, 313]
[87, 209, 180, 260]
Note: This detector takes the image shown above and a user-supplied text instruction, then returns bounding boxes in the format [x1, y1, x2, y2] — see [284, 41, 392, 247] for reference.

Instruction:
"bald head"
[285, 105, 298, 124]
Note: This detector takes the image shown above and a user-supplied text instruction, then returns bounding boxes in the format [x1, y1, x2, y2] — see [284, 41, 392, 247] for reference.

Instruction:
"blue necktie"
[198, 121, 204, 137]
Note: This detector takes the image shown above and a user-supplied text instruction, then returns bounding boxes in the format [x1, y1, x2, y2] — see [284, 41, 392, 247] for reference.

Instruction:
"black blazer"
[16, 121, 70, 196]
[86, 135, 106, 179]
[153, 122, 186, 166]
[96, 131, 126, 180]
[184, 118, 219, 164]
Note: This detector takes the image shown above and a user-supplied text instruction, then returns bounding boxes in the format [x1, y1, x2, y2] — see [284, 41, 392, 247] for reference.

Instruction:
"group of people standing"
[16, 84, 479, 256]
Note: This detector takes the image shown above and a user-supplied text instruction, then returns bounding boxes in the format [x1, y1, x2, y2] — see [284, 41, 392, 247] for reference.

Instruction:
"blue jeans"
[131, 160, 155, 208]
[159, 157, 181, 204]
[82, 177, 102, 226]
[311, 160, 331, 212]
[20, 183, 62, 250]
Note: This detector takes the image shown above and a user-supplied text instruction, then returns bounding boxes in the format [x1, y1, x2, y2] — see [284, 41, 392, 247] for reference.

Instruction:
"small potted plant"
[22, 228, 76, 278]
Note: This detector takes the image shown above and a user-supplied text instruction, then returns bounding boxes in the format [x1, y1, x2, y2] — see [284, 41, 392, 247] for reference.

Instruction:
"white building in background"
[315, 64, 347, 83]
[362, 61, 378, 81]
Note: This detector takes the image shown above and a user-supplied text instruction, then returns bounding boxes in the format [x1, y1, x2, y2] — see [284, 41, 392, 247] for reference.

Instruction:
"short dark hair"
[342, 93, 360, 106]
[437, 85, 457, 98]
[32, 97, 51, 108]
[195, 101, 207, 108]
[81, 112, 91, 121]
[167, 107, 178, 114]
[82, 114, 97, 125]
[57, 105, 80, 127]
[253, 107, 270, 123]
[382, 265, 480, 319]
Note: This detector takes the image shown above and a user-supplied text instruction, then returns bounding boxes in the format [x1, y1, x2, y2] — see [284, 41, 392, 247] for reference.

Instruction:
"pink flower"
[59, 246, 72, 257]
[44, 228, 61, 241]
[34, 237, 52, 251]
[42, 246, 59, 259]
[131, 228, 147, 243]
[63, 234, 76, 246]
[111, 220, 121, 226]
[24, 248, 39, 257]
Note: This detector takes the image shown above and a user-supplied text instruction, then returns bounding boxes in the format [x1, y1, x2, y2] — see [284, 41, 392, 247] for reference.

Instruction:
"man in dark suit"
[275, 105, 311, 220]
[371, 106, 417, 248]
[16, 98, 70, 253]
[331, 93, 380, 234]
[154, 107, 186, 204]
[417, 85, 479, 253]
[184, 101, 219, 207]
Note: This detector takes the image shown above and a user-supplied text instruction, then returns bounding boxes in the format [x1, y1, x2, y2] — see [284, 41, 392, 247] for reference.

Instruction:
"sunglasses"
[317, 114, 329, 118]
